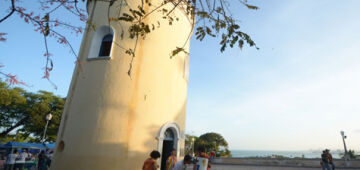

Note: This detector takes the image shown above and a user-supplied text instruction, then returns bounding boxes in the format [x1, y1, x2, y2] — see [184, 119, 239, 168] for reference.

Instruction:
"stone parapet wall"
[212, 158, 360, 169]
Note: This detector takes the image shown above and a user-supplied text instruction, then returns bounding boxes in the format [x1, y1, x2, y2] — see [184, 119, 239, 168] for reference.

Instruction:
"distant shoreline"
[230, 149, 343, 159]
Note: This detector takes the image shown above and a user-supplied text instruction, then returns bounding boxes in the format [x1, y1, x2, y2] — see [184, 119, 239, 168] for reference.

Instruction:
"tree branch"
[0, 116, 29, 137]
[0, 0, 16, 23]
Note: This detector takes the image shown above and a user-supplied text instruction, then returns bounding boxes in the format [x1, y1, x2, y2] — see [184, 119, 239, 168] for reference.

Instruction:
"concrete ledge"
[212, 158, 360, 169]
[87, 56, 111, 61]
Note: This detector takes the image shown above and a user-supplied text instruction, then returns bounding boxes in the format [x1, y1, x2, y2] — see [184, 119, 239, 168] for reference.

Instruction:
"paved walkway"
[208, 164, 319, 170]
[187, 164, 356, 170]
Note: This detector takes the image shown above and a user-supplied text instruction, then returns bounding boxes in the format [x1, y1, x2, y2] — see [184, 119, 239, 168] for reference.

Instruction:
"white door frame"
[156, 122, 182, 168]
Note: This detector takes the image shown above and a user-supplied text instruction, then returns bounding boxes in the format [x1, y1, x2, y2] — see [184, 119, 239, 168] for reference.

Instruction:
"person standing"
[326, 149, 335, 170]
[321, 150, 332, 170]
[4, 150, 18, 170]
[166, 149, 177, 170]
[173, 155, 192, 170]
[46, 150, 54, 168]
[193, 146, 211, 170]
[209, 151, 215, 163]
[37, 150, 48, 170]
[143, 150, 161, 170]
[15, 149, 29, 170]
[25, 151, 35, 170]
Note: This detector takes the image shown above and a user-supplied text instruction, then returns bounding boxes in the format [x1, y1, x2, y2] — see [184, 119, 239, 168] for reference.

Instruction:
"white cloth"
[195, 157, 208, 170]
[173, 160, 187, 170]
[5, 153, 17, 164]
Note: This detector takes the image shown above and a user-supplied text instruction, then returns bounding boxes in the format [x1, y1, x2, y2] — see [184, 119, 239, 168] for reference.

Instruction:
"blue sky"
[1, 0, 360, 151]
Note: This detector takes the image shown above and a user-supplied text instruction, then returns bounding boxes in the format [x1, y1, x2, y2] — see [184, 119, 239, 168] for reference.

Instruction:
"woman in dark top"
[37, 150, 47, 170]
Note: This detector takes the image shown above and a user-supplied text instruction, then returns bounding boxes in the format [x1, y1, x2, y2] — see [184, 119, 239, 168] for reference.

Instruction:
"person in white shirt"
[46, 150, 54, 168]
[25, 152, 35, 169]
[15, 149, 29, 170]
[173, 155, 192, 170]
[4, 150, 18, 170]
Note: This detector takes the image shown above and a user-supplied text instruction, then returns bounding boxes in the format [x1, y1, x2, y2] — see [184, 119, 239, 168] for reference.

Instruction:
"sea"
[231, 150, 343, 159]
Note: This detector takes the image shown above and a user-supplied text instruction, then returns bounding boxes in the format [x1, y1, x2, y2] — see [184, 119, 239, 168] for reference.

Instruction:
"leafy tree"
[348, 150, 357, 159]
[197, 132, 230, 157]
[0, 0, 259, 84]
[185, 132, 231, 157]
[0, 133, 36, 143]
[185, 134, 198, 155]
[341, 150, 359, 159]
[0, 81, 27, 135]
[0, 79, 65, 142]
[21, 90, 65, 142]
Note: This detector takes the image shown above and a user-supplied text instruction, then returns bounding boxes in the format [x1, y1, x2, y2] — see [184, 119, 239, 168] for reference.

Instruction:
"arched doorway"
[160, 128, 175, 170]
[157, 122, 182, 170]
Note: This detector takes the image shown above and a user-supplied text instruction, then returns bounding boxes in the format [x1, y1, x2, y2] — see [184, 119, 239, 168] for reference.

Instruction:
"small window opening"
[98, 34, 113, 57]
[164, 129, 174, 141]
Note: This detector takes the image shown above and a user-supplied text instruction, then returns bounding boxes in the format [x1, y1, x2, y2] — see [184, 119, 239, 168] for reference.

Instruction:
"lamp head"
[46, 113, 53, 121]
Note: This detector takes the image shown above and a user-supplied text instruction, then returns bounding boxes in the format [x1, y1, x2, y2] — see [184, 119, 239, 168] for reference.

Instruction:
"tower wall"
[51, 0, 192, 169]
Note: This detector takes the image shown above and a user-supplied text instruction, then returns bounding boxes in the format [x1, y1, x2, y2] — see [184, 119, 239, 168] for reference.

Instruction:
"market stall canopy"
[0, 142, 55, 149]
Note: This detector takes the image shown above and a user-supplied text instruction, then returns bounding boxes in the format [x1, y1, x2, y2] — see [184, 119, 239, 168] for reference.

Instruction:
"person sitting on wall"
[166, 149, 177, 170]
[143, 150, 161, 170]
[173, 154, 192, 170]
[193, 146, 211, 170]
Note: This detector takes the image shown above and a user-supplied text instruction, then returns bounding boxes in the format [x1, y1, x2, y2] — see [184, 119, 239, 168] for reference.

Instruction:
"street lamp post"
[340, 131, 350, 167]
[42, 113, 53, 142]
[192, 137, 195, 157]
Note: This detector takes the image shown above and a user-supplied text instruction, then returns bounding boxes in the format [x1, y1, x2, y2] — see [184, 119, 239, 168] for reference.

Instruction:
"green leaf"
[138, 6, 146, 14]
[245, 4, 259, 10]
[171, 47, 188, 58]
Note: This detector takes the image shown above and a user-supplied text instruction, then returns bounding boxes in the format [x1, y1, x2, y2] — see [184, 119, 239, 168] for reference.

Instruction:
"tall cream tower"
[51, 0, 192, 169]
